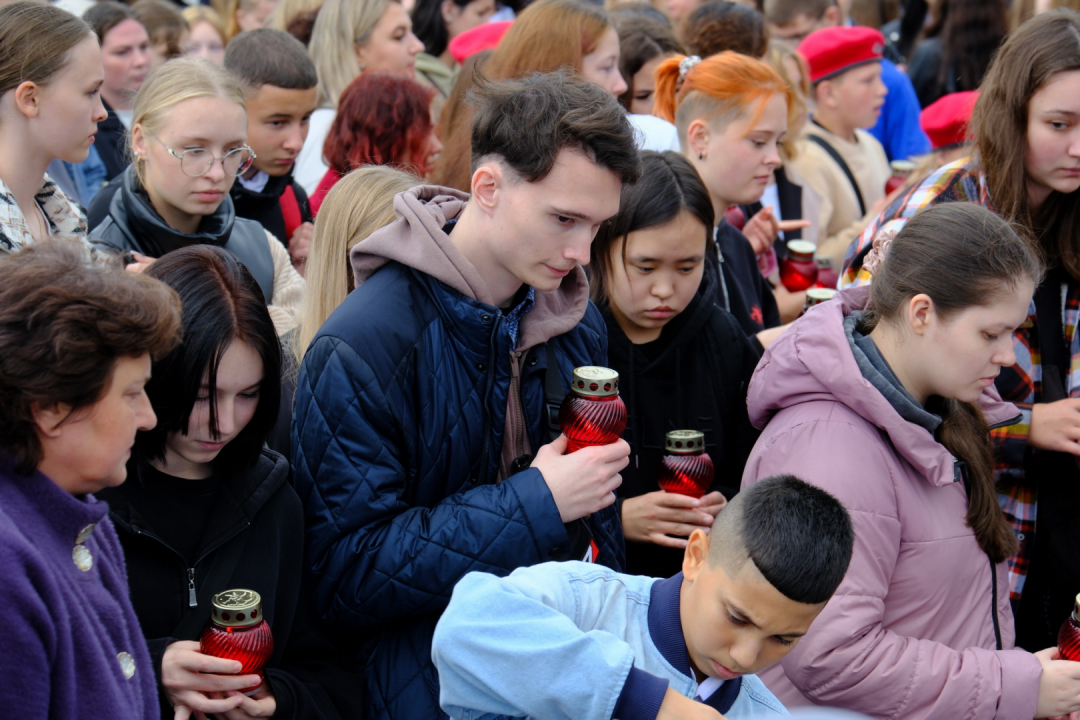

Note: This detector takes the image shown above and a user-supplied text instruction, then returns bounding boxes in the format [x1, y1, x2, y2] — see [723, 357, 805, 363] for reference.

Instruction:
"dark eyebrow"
[728, 602, 806, 639]
[550, 207, 591, 221]
[628, 255, 704, 264]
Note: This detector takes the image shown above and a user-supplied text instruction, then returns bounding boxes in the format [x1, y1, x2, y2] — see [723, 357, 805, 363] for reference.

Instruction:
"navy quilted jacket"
[291, 187, 625, 720]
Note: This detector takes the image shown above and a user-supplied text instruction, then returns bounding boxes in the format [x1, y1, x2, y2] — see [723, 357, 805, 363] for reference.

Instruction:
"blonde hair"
[131, 57, 247, 182]
[182, 5, 228, 45]
[293, 165, 417, 363]
[267, 0, 322, 31]
[310, 0, 392, 108]
[764, 40, 809, 160]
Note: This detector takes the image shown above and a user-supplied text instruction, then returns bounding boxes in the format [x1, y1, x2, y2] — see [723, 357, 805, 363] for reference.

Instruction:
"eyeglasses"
[153, 136, 256, 177]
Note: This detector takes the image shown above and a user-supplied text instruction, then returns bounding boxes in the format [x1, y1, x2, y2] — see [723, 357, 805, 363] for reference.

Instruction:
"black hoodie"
[605, 268, 762, 578]
[98, 450, 363, 720]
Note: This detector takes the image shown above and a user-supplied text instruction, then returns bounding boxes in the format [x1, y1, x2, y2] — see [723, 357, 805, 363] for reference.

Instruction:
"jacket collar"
[107, 450, 289, 555]
[648, 573, 691, 674]
[110, 165, 235, 257]
[0, 455, 110, 550]
[230, 169, 293, 203]
[352, 184, 591, 352]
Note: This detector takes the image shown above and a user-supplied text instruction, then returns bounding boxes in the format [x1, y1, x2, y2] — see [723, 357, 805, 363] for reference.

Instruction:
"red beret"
[449, 20, 514, 65]
[920, 91, 979, 150]
[798, 26, 885, 84]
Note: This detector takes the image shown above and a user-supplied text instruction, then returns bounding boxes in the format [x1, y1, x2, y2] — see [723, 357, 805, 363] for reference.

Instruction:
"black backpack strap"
[170, 527, 251, 640]
[807, 133, 867, 217]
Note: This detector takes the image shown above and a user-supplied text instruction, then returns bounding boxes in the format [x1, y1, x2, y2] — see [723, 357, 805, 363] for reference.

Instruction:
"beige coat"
[789, 123, 890, 269]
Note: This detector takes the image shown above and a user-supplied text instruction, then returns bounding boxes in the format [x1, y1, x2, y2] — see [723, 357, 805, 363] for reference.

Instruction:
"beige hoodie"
[350, 185, 593, 481]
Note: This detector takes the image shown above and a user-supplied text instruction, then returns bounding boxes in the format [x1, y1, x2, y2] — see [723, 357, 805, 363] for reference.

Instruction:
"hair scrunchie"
[677, 55, 702, 93]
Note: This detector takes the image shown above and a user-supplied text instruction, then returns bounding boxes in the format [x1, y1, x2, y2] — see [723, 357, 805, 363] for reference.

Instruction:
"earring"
[698, 152, 704, 160]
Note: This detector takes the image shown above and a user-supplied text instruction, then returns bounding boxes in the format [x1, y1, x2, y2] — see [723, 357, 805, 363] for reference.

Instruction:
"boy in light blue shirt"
[432, 475, 855, 720]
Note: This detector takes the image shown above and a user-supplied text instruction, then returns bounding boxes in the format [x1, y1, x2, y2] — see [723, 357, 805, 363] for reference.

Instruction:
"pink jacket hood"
[748, 285, 1020, 489]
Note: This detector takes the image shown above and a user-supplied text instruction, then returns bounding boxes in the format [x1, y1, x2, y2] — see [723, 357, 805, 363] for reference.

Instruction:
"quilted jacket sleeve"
[292, 335, 571, 631]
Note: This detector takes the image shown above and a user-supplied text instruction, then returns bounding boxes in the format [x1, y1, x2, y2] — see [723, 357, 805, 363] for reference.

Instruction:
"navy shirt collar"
[648, 572, 743, 714]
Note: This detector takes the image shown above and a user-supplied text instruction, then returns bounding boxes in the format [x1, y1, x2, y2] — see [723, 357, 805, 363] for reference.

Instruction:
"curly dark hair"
[0, 239, 182, 475]
[684, 0, 769, 60]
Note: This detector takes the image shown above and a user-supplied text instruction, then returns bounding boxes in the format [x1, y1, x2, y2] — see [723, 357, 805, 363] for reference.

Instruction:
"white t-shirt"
[628, 114, 681, 153]
[237, 169, 271, 193]
[294, 108, 335, 196]
[695, 676, 725, 702]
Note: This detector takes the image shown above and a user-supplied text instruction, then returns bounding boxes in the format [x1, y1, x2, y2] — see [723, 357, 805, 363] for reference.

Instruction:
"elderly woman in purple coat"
[0, 238, 181, 720]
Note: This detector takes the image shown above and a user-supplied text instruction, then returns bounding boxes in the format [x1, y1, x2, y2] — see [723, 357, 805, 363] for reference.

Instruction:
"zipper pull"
[187, 568, 197, 607]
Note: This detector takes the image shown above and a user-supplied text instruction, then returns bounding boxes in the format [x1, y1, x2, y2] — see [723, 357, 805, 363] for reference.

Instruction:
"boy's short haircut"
[711, 474, 854, 605]
[468, 70, 642, 185]
[224, 28, 317, 93]
[762, 0, 832, 26]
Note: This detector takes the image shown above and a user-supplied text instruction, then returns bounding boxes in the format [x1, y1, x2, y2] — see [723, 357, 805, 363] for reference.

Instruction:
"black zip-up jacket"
[98, 450, 363, 720]
[230, 171, 313, 249]
[606, 269, 762, 578]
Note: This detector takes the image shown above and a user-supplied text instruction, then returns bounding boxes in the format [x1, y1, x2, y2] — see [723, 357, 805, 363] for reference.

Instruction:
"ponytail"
[864, 203, 1042, 562]
[653, 54, 684, 124]
[650, 51, 792, 145]
[928, 397, 1017, 562]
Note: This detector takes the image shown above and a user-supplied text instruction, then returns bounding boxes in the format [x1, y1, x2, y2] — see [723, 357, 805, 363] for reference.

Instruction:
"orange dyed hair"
[654, 51, 793, 145]
[484, 0, 610, 81]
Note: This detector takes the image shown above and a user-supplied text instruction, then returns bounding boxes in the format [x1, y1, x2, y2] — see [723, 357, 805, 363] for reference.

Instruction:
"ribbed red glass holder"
[1060, 615, 1080, 662]
[658, 452, 714, 498]
[200, 621, 274, 689]
[559, 394, 627, 454]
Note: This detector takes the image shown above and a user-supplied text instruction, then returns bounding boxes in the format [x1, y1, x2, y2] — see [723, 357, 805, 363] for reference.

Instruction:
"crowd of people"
[3, 0, 1080, 718]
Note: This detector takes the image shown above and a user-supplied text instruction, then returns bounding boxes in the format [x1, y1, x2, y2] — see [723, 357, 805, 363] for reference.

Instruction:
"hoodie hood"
[112, 165, 235, 257]
[351, 184, 590, 351]
[748, 285, 1020, 487]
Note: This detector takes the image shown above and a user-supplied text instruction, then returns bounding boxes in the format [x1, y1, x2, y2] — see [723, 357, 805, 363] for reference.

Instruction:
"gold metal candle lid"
[210, 589, 264, 628]
[570, 366, 620, 397]
[786, 240, 816, 262]
[805, 288, 838, 308]
[665, 430, 705, 454]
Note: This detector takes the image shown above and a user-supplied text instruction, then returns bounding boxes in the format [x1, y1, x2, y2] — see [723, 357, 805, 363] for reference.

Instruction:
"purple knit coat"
[0, 458, 158, 719]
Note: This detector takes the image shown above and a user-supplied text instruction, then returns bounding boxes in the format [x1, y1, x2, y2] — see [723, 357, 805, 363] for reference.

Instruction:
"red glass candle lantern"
[779, 240, 819, 292]
[1059, 594, 1080, 661]
[559, 366, 627, 454]
[815, 258, 839, 290]
[657, 430, 714, 498]
[885, 159, 917, 195]
[200, 589, 274, 693]
[803, 287, 838, 314]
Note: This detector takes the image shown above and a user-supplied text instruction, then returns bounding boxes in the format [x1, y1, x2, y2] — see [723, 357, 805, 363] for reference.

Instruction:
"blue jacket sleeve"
[431, 565, 667, 720]
[292, 336, 572, 630]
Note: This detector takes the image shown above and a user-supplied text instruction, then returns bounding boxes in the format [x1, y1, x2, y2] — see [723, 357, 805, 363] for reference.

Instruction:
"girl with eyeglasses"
[90, 57, 305, 337]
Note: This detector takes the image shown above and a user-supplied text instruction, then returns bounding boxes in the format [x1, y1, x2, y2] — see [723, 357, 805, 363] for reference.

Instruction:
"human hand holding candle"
[161, 641, 262, 719]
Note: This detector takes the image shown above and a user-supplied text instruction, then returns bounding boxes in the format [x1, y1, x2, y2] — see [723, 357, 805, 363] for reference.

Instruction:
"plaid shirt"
[838, 157, 1061, 600]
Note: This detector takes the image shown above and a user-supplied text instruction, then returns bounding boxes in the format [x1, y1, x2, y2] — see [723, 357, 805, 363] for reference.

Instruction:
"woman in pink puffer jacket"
[742, 203, 1080, 719]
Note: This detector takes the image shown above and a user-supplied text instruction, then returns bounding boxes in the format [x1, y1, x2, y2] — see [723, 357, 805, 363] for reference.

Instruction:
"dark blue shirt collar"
[648, 573, 743, 714]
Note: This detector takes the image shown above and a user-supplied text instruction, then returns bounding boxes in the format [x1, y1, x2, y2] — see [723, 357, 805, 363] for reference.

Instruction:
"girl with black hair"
[411, 0, 496, 118]
[97, 245, 359, 720]
[591, 150, 761, 578]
